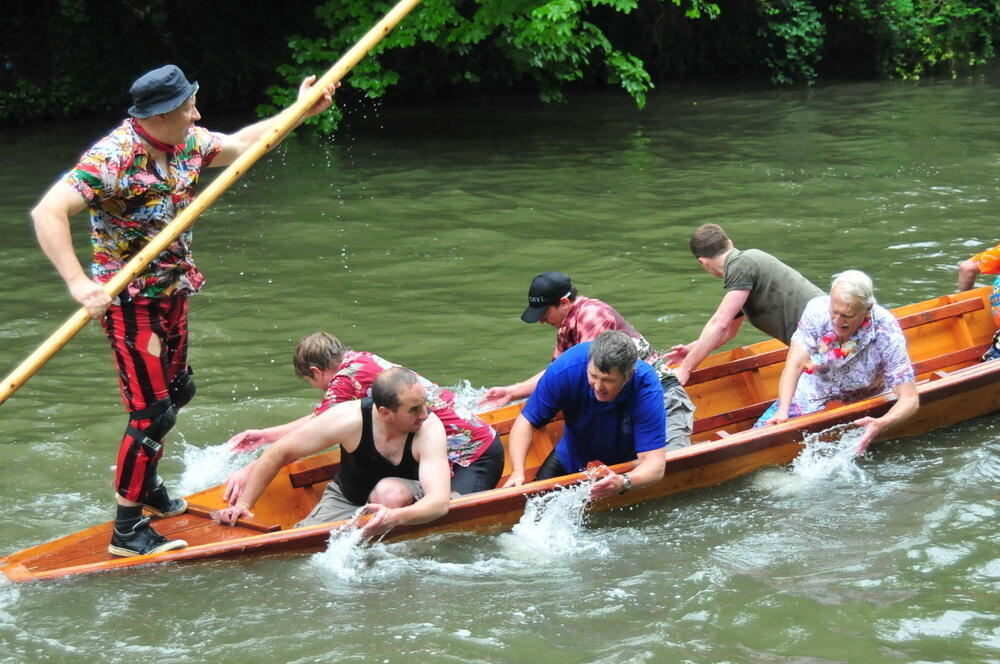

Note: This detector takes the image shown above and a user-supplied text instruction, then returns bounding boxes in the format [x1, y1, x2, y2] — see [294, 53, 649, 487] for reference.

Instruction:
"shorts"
[296, 477, 424, 527]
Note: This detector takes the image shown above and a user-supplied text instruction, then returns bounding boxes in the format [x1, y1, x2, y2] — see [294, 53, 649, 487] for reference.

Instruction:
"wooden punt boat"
[3, 287, 998, 583]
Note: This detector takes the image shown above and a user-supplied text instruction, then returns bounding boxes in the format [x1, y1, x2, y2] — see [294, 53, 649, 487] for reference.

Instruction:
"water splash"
[309, 512, 382, 583]
[175, 439, 253, 496]
[0, 577, 20, 622]
[755, 424, 870, 496]
[448, 379, 490, 418]
[790, 424, 870, 484]
[498, 479, 609, 561]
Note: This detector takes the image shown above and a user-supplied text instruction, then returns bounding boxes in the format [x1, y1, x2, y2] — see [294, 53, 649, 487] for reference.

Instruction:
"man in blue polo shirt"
[502, 330, 667, 500]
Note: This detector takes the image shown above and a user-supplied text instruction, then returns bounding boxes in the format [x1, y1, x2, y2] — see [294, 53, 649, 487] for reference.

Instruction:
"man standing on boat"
[481, 271, 693, 451]
[223, 332, 504, 501]
[30, 64, 336, 557]
[217, 368, 452, 539]
[666, 224, 823, 385]
[502, 331, 667, 499]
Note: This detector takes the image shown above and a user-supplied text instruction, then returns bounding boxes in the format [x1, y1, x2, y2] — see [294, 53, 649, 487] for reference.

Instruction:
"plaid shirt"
[64, 119, 223, 298]
[315, 350, 496, 468]
[554, 297, 676, 381]
[554, 297, 652, 359]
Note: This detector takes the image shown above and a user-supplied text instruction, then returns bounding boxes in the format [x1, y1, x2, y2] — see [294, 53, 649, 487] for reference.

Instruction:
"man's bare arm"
[673, 289, 750, 384]
[31, 182, 111, 318]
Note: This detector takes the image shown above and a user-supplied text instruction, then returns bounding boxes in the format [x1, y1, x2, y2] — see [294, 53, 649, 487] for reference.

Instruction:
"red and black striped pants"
[101, 294, 189, 501]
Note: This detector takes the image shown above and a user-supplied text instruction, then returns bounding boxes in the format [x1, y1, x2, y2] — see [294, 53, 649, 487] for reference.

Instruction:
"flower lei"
[803, 318, 871, 374]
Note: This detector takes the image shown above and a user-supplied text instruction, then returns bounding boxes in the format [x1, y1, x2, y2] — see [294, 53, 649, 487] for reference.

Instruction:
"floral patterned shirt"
[554, 297, 676, 382]
[64, 119, 223, 298]
[315, 350, 497, 468]
[787, 296, 915, 415]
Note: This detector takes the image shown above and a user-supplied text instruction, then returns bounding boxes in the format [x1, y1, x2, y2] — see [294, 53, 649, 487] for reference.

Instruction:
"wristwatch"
[619, 472, 632, 494]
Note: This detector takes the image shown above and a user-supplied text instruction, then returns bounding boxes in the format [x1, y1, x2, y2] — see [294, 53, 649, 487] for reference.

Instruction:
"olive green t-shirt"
[723, 248, 824, 344]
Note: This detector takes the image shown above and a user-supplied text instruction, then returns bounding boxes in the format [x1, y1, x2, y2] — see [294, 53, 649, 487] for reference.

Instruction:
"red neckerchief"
[131, 118, 180, 155]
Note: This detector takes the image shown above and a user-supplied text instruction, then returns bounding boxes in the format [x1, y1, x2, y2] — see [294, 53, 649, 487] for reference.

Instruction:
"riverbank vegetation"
[2, 0, 996, 126]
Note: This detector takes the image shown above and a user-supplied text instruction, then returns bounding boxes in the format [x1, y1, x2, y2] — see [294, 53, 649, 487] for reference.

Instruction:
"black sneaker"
[108, 517, 187, 557]
[142, 476, 188, 518]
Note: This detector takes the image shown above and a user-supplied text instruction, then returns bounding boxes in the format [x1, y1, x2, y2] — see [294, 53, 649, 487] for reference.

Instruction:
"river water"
[1, 76, 998, 663]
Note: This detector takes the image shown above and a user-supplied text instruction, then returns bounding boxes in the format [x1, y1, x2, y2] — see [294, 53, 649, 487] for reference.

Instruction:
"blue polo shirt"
[521, 341, 666, 473]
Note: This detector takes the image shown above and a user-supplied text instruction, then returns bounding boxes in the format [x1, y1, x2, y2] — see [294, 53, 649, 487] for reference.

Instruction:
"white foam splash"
[755, 424, 870, 496]
[499, 479, 608, 561]
[0, 576, 20, 622]
[791, 424, 870, 483]
[309, 511, 378, 582]
[447, 379, 490, 419]
[174, 438, 254, 496]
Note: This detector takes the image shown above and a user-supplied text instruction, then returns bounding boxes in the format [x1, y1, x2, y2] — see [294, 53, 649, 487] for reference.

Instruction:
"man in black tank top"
[217, 367, 451, 540]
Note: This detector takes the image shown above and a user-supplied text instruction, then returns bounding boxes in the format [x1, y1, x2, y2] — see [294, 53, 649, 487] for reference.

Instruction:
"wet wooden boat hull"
[3, 287, 997, 582]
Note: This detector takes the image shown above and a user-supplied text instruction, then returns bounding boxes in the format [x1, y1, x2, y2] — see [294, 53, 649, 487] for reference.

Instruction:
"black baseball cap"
[128, 65, 199, 118]
[521, 272, 573, 323]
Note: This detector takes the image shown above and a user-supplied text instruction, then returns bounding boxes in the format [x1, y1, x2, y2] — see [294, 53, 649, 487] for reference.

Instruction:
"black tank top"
[334, 397, 419, 505]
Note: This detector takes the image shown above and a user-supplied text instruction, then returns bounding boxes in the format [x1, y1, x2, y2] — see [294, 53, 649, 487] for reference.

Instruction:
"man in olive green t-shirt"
[666, 223, 823, 385]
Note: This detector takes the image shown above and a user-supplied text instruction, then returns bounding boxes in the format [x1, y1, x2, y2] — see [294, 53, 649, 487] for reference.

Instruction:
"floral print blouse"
[784, 295, 915, 415]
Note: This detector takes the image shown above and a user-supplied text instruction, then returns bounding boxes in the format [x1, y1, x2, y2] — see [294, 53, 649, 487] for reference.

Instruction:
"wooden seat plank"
[288, 464, 339, 489]
[897, 297, 983, 330]
[911, 345, 986, 376]
[686, 348, 788, 387]
[693, 400, 772, 435]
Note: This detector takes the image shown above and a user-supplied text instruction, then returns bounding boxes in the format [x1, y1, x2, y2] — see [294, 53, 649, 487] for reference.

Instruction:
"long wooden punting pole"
[0, 0, 423, 406]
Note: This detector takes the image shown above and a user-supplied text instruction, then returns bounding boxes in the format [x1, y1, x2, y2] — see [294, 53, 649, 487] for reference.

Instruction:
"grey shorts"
[295, 477, 425, 528]
[662, 377, 695, 451]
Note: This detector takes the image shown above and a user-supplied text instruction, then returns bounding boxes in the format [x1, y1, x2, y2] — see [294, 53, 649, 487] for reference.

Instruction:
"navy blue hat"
[128, 65, 198, 118]
[521, 272, 573, 323]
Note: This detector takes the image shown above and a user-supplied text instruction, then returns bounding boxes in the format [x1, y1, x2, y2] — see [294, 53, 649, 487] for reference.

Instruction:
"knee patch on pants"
[117, 397, 176, 501]
[128, 397, 177, 449]
[168, 368, 196, 411]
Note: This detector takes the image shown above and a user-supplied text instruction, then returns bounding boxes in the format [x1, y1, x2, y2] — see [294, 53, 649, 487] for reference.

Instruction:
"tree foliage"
[1, 0, 998, 125]
[755, 0, 999, 84]
[832, 0, 998, 79]
[258, 0, 720, 134]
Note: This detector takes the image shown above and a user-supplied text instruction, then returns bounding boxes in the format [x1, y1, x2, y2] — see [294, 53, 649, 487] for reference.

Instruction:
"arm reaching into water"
[853, 381, 919, 455]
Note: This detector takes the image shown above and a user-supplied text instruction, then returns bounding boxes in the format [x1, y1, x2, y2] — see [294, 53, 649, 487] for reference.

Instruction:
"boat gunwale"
[3, 287, 997, 582]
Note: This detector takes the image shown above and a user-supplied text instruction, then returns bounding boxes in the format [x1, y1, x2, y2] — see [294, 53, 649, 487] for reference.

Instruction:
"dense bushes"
[1, 0, 997, 125]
